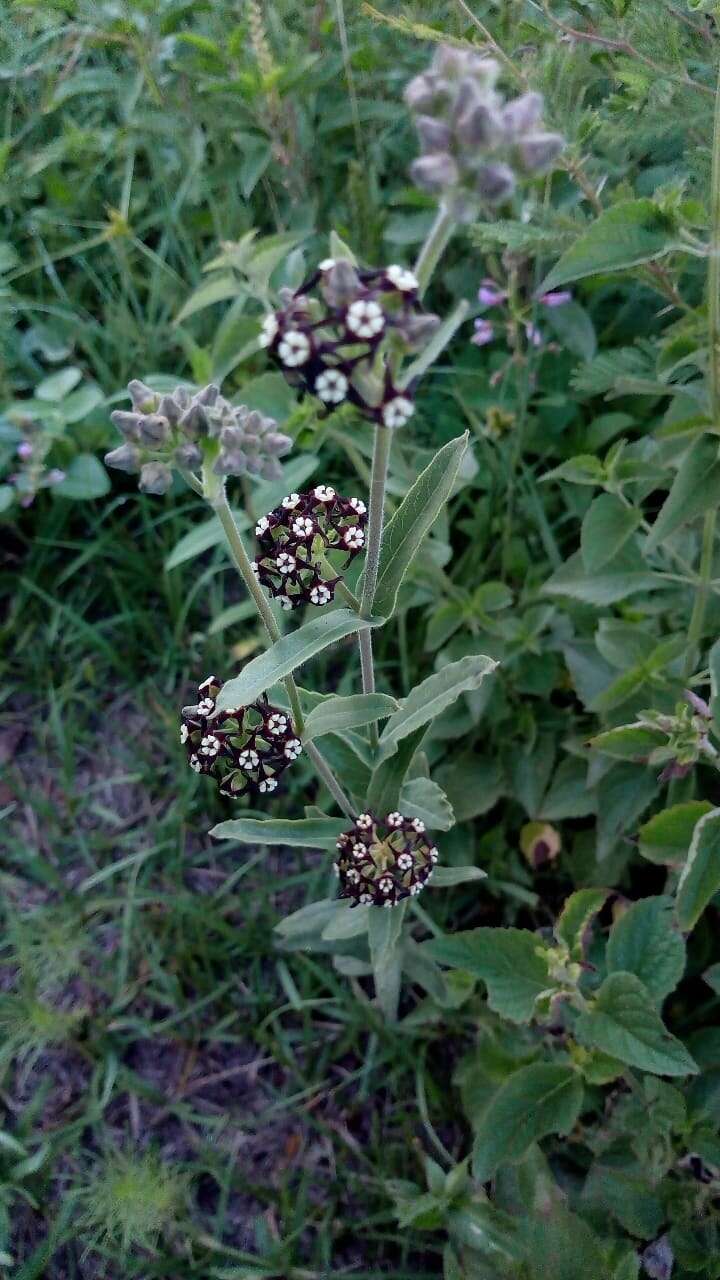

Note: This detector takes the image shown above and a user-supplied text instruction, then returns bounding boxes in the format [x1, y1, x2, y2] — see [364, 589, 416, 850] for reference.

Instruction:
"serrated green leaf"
[606, 896, 686, 1003]
[555, 889, 609, 957]
[472, 1064, 583, 1182]
[215, 609, 381, 710]
[209, 816, 345, 847]
[638, 801, 713, 865]
[575, 972, 698, 1076]
[303, 693, 398, 742]
[676, 806, 720, 930]
[378, 655, 497, 761]
[590, 724, 666, 761]
[372, 433, 469, 618]
[645, 435, 720, 553]
[581, 494, 641, 572]
[544, 548, 661, 606]
[539, 199, 680, 292]
[424, 928, 550, 1023]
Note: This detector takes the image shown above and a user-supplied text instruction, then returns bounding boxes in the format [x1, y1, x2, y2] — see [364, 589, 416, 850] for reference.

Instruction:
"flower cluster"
[472, 280, 572, 349]
[2, 416, 66, 508]
[253, 485, 367, 609]
[405, 45, 564, 222]
[334, 812, 439, 908]
[181, 676, 302, 798]
[106, 381, 292, 493]
[259, 258, 439, 429]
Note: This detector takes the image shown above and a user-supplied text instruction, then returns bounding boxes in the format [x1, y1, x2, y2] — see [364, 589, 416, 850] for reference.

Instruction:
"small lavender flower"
[525, 323, 543, 348]
[478, 279, 506, 307]
[471, 319, 495, 347]
[539, 289, 572, 307]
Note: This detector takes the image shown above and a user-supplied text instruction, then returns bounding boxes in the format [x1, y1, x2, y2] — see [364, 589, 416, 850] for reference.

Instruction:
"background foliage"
[3, 0, 720, 1276]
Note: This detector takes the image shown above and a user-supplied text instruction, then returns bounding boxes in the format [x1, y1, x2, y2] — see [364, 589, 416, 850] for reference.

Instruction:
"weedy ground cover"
[2, 2, 720, 1277]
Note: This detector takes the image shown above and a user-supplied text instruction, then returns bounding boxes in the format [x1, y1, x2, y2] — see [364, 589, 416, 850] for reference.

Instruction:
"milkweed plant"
[102, 34, 720, 1278]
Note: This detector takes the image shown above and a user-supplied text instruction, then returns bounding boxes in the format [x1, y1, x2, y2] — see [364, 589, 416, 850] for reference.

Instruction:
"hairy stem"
[685, 62, 720, 678]
[203, 473, 354, 816]
[413, 202, 455, 298]
[358, 426, 392, 749]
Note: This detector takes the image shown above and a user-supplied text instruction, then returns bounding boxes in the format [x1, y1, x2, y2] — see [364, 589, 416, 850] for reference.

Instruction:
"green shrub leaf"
[606, 896, 686, 1003]
[676, 806, 720, 931]
[581, 494, 641, 572]
[303, 693, 398, 741]
[575, 972, 698, 1076]
[645, 435, 720, 552]
[377, 655, 497, 761]
[539, 199, 680, 292]
[638, 801, 713, 865]
[424, 927, 551, 1023]
[472, 1064, 584, 1182]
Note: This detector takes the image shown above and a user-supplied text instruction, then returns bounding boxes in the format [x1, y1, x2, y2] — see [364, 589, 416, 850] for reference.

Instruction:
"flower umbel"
[334, 813, 439, 907]
[181, 676, 302, 798]
[254, 487, 367, 609]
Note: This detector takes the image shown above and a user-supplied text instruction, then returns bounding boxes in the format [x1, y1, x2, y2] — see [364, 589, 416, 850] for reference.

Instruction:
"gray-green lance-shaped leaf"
[638, 801, 712, 865]
[555, 889, 609, 958]
[575, 972, 698, 1076]
[369, 902, 406, 1022]
[581, 494, 641, 573]
[424, 927, 551, 1023]
[676, 806, 720, 931]
[429, 866, 487, 888]
[645, 435, 720, 553]
[372, 433, 468, 618]
[472, 1063, 584, 1182]
[400, 777, 455, 831]
[539, 199, 680, 292]
[209, 816, 346, 847]
[303, 693, 398, 742]
[216, 609, 380, 710]
[606, 896, 686, 1003]
[366, 726, 428, 814]
[378, 655, 497, 761]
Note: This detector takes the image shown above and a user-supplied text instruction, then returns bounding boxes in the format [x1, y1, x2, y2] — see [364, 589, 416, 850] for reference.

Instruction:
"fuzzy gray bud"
[321, 259, 363, 309]
[110, 410, 143, 442]
[415, 115, 453, 153]
[476, 162, 515, 204]
[128, 380, 159, 413]
[214, 449, 247, 476]
[517, 132, 564, 173]
[431, 44, 469, 80]
[465, 55, 500, 88]
[138, 414, 171, 448]
[455, 98, 503, 149]
[174, 442, 203, 470]
[195, 383, 220, 406]
[410, 152, 459, 193]
[502, 91, 544, 139]
[265, 432, 292, 457]
[105, 443, 142, 473]
[139, 461, 173, 494]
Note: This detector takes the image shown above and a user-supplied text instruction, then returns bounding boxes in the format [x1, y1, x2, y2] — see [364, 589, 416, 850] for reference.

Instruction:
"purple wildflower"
[478, 278, 506, 307]
[539, 289, 572, 308]
[525, 322, 543, 347]
[471, 319, 495, 347]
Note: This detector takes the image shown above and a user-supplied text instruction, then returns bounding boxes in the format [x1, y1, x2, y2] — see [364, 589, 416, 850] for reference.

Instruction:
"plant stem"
[358, 426, 392, 748]
[204, 474, 354, 816]
[413, 202, 455, 298]
[685, 62, 720, 678]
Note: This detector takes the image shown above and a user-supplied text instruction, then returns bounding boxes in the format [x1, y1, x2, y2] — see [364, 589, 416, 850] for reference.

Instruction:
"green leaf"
[645, 435, 720, 552]
[0, 484, 15, 514]
[638, 801, 713, 865]
[165, 511, 247, 570]
[581, 494, 641, 572]
[555, 889, 609, 958]
[424, 928, 550, 1023]
[209, 816, 345, 847]
[372, 433, 469, 618]
[590, 724, 666, 761]
[53, 454, 110, 500]
[606, 896, 686, 1003]
[369, 903, 405, 1022]
[378, 655, 497, 761]
[544, 300, 596, 361]
[175, 272, 241, 323]
[366, 726, 428, 814]
[539, 199, 680, 292]
[676, 806, 720, 931]
[544, 548, 661, 606]
[35, 366, 82, 401]
[215, 609, 381, 710]
[274, 899, 341, 943]
[575, 972, 698, 1076]
[400, 777, 455, 831]
[472, 1064, 583, 1182]
[430, 866, 487, 888]
[303, 693, 399, 742]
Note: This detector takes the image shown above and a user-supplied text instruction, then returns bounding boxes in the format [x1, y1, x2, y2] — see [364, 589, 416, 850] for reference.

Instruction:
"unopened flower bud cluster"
[334, 812, 439, 907]
[106, 381, 291, 494]
[260, 259, 439, 429]
[181, 676, 302, 798]
[253, 485, 367, 610]
[405, 45, 564, 222]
